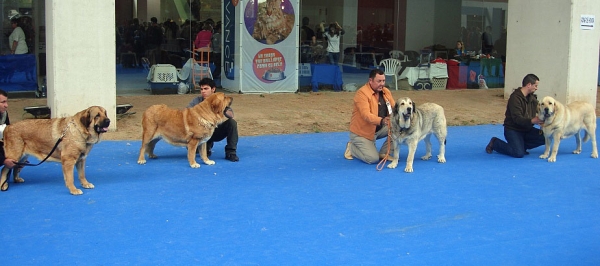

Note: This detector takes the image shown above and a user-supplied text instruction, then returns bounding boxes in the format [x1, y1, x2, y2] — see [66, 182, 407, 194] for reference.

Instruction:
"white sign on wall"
[580, 15, 595, 30]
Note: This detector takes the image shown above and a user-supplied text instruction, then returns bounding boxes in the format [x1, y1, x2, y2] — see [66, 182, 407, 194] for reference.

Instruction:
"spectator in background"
[146, 17, 163, 52]
[300, 17, 316, 46]
[468, 26, 481, 52]
[211, 23, 222, 80]
[194, 22, 213, 49]
[449, 40, 465, 59]
[315, 21, 326, 42]
[323, 22, 345, 65]
[180, 19, 192, 51]
[162, 18, 180, 54]
[8, 18, 28, 55]
[494, 28, 507, 63]
[481, 26, 494, 55]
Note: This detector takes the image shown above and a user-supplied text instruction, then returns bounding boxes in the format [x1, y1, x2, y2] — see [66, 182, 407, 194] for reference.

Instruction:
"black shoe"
[486, 137, 499, 154]
[225, 153, 239, 162]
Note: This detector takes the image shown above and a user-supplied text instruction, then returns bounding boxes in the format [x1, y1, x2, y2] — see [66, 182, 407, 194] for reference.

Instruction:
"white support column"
[131, 0, 161, 22]
[46, 0, 116, 129]
[341, 0, 358, 53]
[506, 0, 600, 106]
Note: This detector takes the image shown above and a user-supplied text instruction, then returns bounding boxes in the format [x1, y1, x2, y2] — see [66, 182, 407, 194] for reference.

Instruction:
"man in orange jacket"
[345, 69, 396, 163]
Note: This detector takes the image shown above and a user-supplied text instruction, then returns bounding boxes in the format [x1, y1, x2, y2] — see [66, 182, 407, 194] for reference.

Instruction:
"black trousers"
[208, 118, 237, 155]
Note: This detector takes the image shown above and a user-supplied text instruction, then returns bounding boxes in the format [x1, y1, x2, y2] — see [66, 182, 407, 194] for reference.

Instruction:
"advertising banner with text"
[223, 0, 298, 93]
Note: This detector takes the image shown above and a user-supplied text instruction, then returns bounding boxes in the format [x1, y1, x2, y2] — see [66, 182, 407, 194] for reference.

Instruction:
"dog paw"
[14, 177, 25, 183]
[148, 154, 158, 159]
[547, 157, 556, 163]
[137, 160, 147, 165]
[421, 155, 432, 160]
[204, 160, 215, 165]
[387, 162, 398, 169]
[404, 167, 413, 173]
[1, 182, 8, 191]
[82, 183, 95, 189]
[539, 154, 549, 159]
[437, 156, 446, 163]
[592, 153, 598, 158]
[190, 163, 201, 168]
[70, 189, 83, 195]
[572, 149, 581, 154]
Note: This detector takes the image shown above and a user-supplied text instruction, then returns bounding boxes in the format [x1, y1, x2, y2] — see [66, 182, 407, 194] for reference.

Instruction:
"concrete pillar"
[46, 0, 116, 129]
[506, 0, 600, 106]
[134, 0, 161, 22]
[147, 0, 162, 22]
[341, 0, 358, 53]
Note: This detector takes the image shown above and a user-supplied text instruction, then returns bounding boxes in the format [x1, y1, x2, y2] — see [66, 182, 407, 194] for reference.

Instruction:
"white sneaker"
[344, 142, 353, 160]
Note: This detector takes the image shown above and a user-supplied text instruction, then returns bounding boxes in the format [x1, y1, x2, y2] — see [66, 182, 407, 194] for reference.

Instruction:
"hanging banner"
[223, 0, 237, 80]
[240, 0, 299, 93]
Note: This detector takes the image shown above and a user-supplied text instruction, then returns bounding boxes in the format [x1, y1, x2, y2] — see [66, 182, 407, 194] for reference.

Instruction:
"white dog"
[387, 97, 447, 172]
[537, 96, 598, 162]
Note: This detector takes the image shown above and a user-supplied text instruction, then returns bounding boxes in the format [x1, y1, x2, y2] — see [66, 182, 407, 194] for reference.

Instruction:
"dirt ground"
[7, 88, 600, 141]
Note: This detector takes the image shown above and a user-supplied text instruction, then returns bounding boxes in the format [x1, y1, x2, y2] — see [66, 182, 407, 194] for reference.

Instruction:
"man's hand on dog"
[3, 159, 21, 169]
[380, 117, 390, 126]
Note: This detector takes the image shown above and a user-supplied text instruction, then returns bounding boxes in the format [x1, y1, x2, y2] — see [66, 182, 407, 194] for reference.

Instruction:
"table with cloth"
[311, 64, 343, 92]
[466, 58, 504, 88]
[398, 63, 448, 86]
[0, 54, 37, 92]
[446, 58, 504, 89]
[446, 59, 467, 89]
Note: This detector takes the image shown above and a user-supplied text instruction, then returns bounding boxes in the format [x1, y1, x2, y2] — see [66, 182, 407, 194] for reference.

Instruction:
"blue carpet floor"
[1, 124, 599, 265]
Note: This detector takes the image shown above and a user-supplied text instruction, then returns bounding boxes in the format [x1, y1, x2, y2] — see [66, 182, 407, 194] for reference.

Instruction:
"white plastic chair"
[379, 58, 403, 90]
[389, 50, 407, 62]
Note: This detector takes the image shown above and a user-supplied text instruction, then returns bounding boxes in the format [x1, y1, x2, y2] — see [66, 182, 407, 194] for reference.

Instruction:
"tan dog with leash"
[0, 106, 110, 195]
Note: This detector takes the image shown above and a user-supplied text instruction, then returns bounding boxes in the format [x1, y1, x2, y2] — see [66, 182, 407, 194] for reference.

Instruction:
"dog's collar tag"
[385, 101, 393, 115]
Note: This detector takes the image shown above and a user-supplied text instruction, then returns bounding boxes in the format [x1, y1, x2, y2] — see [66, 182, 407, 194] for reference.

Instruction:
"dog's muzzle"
[94, 119, 111, 133]
[543, 107, 552, 118]
[224, 107, 234, 119]
[403, 108, 412, 120]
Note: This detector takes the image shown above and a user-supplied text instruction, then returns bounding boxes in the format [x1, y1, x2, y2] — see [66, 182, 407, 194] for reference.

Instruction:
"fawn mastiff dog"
[0, 106, 110, 195]
[137, 92, 233, 168]
[387, 97, 447, 172]
[537, 96, 597, 162]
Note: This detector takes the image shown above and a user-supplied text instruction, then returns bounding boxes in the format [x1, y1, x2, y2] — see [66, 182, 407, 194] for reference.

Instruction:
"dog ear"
[210, 93, 223, 113]
[412, 101, 416, 111]
[80, 108, 92, 128]
[393, 102, 399, 115]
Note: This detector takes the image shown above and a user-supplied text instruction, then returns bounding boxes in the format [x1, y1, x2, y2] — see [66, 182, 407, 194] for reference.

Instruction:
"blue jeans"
[492, 127, 545, 158]
[328, 52, 340, 65]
